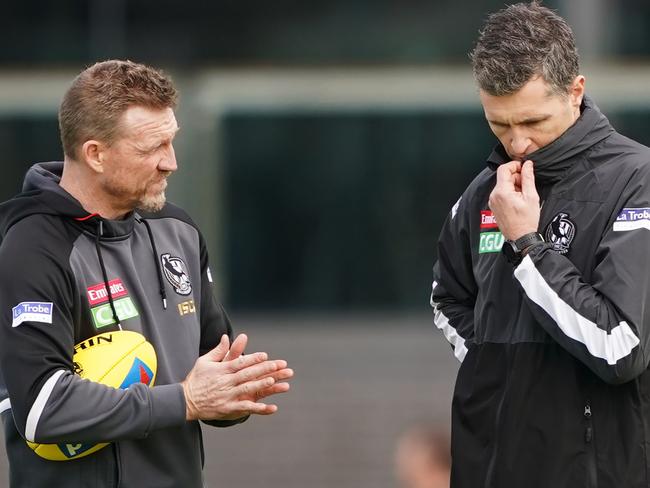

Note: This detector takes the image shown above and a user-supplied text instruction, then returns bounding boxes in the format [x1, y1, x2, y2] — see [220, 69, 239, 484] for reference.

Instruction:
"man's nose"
[510, 133, 532, 159]
[159, 144, 177, 172]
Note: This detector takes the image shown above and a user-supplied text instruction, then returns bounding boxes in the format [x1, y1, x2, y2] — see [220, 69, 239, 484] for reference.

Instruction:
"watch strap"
[514, 232, 545, 252]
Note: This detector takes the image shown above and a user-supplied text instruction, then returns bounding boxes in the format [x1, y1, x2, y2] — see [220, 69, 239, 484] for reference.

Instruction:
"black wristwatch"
[502, 232, 545, 265]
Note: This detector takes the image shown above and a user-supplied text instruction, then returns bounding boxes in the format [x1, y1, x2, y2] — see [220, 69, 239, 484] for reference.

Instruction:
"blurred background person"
[395, 425, 451, 488]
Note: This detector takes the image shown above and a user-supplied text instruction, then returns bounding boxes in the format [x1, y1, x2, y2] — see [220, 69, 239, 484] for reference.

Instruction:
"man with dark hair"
[432, 3, 650, 487]
[0, 60, 293, 487]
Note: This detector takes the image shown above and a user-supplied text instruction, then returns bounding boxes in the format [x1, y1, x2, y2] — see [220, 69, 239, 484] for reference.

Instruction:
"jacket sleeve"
[431, 196, 477, 362]
[514, 174, 650, 384]
[196, 231, 248, 427]
[0, 228, 186, 445]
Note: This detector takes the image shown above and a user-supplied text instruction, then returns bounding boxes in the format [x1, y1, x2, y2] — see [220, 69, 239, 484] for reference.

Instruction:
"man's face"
[99, 106, 179, 213]
[479, 75, 584, 161]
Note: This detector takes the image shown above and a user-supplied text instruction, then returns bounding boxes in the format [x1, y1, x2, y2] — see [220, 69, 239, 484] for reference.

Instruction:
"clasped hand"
[488, 160, 541, 241]
[181, 334, 293, 421]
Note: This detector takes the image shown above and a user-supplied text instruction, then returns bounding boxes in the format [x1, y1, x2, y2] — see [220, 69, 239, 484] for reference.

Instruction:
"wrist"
[502, 232, 545, 266]
[506, 228, 539, 242]
[181, 380, 198, 421]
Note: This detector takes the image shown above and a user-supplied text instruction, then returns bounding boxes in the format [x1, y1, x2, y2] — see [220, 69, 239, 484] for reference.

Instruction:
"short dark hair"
[59, 60, 178, 160]
[469, 2, 579, 96]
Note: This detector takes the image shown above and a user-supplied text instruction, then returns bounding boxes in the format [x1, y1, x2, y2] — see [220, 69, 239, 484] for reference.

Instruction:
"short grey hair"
[59, 60, 178, 161]
[469, 2, 579, 96]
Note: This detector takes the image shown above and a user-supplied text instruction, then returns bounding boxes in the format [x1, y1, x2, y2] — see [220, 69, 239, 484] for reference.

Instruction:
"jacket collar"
[15, 161, 136, 238]
[486, 95, 614, 185]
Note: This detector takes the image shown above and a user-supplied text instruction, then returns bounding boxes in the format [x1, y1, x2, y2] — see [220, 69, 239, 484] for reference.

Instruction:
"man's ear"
[80, 140, 106, 174]
[569, 75, 586, 108]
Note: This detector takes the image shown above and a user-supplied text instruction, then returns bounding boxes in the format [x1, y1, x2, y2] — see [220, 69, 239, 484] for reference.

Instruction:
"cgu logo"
[478, 232, 505, 254]
[91, 297, 140, 329]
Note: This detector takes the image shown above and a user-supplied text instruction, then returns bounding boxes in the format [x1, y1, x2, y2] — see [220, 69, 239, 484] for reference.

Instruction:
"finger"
[259, 367, 294, 383]
[513, 173, 522, 192]
[270, 367, 294, 380]
[505, 160, 523, 173]
[224, 333, 248, 362]
[497, 160, 522, 178]
[235, 400, 278, 415]
[233, 360, 286, 384]
[224, 351, 269, 373]
[251, 368, 293, 382]
[520, 160, 539, 199]
[236, 376, 276, 398]
[202, 335, 230, 362]
[495, 162, 520, 187]
[255, 382, 291, 400]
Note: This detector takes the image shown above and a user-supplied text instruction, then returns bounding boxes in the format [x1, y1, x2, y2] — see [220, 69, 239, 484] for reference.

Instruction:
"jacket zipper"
[584, 403, 598, 488]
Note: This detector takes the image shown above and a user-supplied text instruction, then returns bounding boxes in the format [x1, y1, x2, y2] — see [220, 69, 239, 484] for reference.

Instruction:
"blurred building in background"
[1, 1, 650, 486]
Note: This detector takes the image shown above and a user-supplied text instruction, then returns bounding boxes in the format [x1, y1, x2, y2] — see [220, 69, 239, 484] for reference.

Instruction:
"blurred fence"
[2, 67, 650, 309]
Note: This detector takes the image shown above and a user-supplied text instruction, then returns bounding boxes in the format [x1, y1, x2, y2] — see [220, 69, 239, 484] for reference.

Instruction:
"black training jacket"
[0, 162, 243, 487]
[431, 96, 650, 488]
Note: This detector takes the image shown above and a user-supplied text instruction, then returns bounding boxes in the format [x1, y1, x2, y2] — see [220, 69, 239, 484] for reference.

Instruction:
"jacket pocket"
[112, 442, 122, 487]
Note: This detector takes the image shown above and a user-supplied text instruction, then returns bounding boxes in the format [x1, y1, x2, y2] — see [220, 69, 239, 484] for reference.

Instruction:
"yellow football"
[27, 330, 157, 461]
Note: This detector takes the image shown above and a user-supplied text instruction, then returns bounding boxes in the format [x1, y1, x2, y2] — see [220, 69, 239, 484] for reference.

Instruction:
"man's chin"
[139, 193, 166, 213]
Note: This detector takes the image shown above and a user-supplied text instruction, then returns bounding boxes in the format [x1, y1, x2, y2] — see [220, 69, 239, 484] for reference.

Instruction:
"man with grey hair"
[431, 2, 650, 487]
[0, 60, 293, 487]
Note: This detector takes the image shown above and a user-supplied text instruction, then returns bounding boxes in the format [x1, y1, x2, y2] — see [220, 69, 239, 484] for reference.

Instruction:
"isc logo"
[177, 299, 195, 316]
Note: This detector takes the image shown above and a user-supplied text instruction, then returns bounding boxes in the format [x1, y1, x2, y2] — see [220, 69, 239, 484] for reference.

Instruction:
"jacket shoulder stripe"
[25, 369, 65, 442]
[514, 255, 640, 365]
[430, 281, 468, 362]
[0, 398, 10, 414]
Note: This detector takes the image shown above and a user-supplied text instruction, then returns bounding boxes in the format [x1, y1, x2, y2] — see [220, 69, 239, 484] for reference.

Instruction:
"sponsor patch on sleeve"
[613, 207, 650, 232]
[11, 302, 54, 328]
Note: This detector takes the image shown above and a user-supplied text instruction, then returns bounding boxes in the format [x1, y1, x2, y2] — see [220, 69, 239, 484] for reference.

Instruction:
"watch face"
[501, 240, 520, 264]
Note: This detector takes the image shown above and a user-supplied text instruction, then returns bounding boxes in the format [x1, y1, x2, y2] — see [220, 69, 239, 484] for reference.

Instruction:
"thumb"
[521, 160, 538, 199]
[202, 334, 230, 362]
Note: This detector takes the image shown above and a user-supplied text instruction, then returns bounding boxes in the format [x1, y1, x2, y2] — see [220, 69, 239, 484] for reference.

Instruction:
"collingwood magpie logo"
[160, 253, 192, 296]
[545, 212, 576, 254]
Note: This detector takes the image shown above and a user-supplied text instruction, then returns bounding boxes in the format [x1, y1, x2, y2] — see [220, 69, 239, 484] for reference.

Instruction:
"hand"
[488, 160, 540, 241]
[181, 334, 293, 421]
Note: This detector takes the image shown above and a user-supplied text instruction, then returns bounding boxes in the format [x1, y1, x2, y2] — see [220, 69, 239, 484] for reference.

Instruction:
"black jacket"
[0, 162, 242, 487]
[432, 97, 650, 488]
